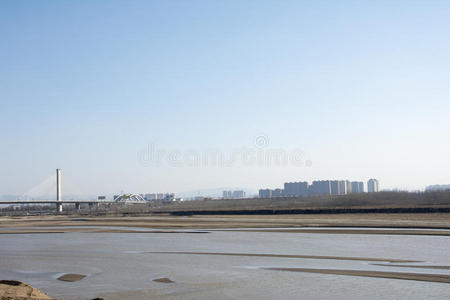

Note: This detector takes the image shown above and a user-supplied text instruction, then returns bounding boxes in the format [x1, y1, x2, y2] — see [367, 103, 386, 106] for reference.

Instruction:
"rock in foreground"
[0, 280, 51, 299]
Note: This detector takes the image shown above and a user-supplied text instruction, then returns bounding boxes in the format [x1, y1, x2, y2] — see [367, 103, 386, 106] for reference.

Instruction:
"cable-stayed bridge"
[0, 169, 146, 212]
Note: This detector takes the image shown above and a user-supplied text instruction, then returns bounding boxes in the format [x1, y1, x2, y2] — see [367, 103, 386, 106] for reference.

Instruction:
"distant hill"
[425, 184, 450, 191]
[176, 187, 257, 199]
[0, 194, 97, 201]
[0, 195, 19, 201]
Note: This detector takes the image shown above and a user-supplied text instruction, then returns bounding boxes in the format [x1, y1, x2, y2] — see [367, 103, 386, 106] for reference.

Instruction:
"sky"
[1, 0, 449, 197]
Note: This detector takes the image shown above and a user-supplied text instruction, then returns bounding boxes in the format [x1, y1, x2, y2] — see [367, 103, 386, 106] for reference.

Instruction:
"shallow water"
[0, 227, 449, 299]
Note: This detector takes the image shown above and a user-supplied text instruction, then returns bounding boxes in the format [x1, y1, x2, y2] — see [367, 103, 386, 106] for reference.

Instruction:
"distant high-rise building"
[330, 181, 339, 195]
[425, 184, 450, 191]
[284, 182, 293, 196]
[338, 180, 347, 195]
[309, 180, 331, 196]
[259, 189, 272, 198]
[367, 179, 379, 193]
[328, 180, 348, 195]
[232, 190, 246, 198]
[223, 190, 246, 198]
[330, 180, 347, 195]
[283, 181, 308, 197]
[259, 179, 372, 198]
[145, 193, 157, 201]
[358, 181, 365, 193]
[222, 191, 233, 198]
[258, 188, 283, 198]
[350, 181, 364, 193]
[145, 193, 176, 201]
[272, 188, 283, 197]
[162, 193, 175, 203]
[345, 180, 352, 194]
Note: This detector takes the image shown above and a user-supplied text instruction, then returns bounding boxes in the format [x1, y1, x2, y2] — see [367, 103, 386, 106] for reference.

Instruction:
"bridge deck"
[0, 201, 117, 204]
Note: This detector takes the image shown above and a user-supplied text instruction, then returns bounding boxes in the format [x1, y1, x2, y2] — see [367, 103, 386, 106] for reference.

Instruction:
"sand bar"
[221, 228, 450, 236]
[58, 273, 86, 282]
[153, 278, 174, 283]
[371, 264, 450, 270]
[265, 267, 450, 284]
[149, 251, 420, 263]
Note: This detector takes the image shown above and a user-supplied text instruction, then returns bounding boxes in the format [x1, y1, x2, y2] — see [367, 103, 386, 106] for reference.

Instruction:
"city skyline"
[259, 179, 375, 198]
[0, 167, 442, 200]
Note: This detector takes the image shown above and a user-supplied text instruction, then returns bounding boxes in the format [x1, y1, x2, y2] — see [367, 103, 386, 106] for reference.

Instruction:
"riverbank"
[1, 213, 450, 230]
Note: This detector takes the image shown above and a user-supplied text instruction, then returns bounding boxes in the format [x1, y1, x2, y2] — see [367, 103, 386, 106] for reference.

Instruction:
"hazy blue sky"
[1, 0, 449, 196]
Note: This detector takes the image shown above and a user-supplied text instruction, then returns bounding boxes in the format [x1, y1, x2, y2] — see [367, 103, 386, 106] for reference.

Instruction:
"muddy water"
[0, 227, 449, 299]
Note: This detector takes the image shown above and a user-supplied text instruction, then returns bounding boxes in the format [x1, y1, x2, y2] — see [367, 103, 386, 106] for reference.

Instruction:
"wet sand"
[371, 264, 450, 270]
[0, 228, 210, 234]
[2, 227, 450, 236]
[149, 251, 420, 263]
[265, 267, 450, 284]
[223, 228, 450, 236]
